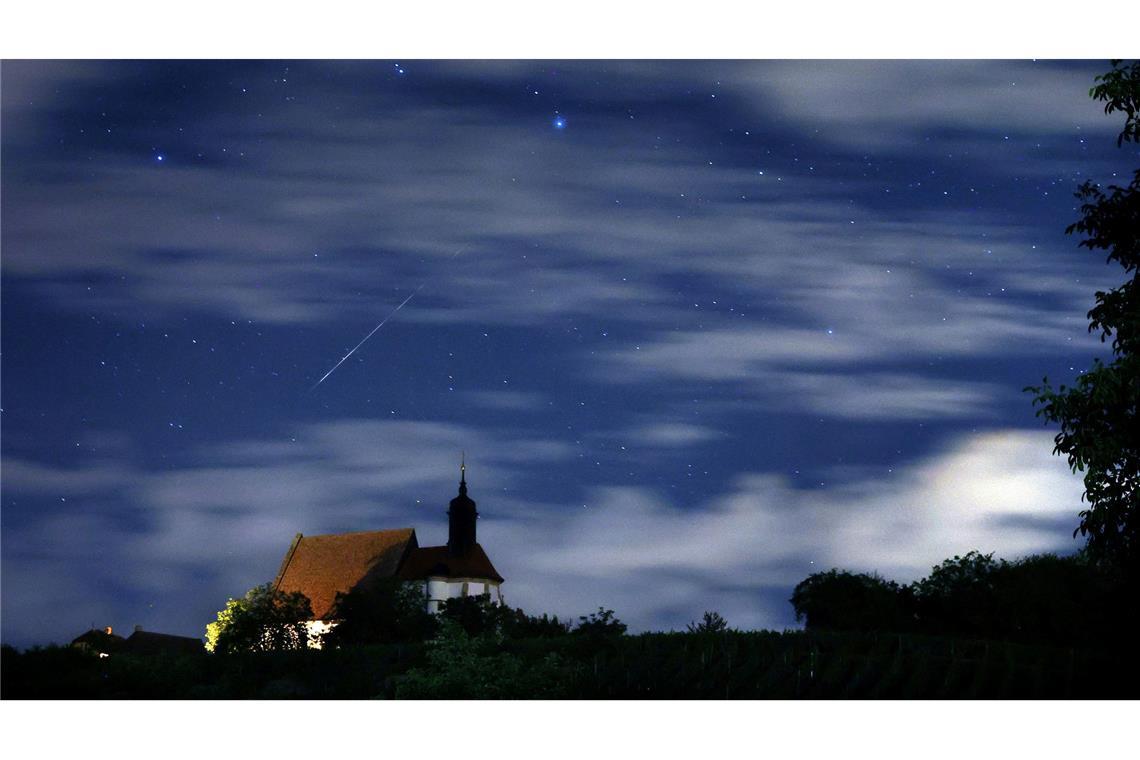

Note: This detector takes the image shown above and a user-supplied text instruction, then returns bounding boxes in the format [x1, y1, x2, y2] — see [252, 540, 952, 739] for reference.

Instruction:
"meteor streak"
[309, 286, 422, 391]
[309, 248, 464, 391]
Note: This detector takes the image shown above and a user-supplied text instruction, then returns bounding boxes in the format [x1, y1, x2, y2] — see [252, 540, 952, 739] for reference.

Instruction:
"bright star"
[552, 115, 566, 129]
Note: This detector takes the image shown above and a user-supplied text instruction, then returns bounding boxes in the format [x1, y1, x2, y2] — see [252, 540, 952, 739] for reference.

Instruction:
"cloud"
[601, 310, 1088, 379]
[629, 422, 726, 446]
[1, 459, 131, 496]
[458, 390, 550, 411]
[1, 420, 1083, 643]
[728, 60, 1118, 150]
[423, 60, 1119, 149]
[0, 60, 116, 139]
[0, 419, 573, 646]
[594, 245, 1109, 399]
[770, 372, 1009, 421]
[490, 429, 1085, 632]
[1, 61, 1118, 342]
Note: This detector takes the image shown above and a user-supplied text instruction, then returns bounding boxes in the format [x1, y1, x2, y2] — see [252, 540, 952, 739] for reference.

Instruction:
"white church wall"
[424, 577, 502, 612]
[426, 578, 449, 614]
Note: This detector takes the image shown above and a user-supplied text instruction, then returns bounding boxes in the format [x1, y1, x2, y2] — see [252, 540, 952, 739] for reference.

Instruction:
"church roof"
[272, 528, 419, 619]
[399, 543, 504, 584]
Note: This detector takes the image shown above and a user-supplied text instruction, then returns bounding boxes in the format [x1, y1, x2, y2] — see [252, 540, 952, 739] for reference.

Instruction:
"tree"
[686, 611, 730, 634]
[911, 551, 1004, 636]
[790, 550, 1127, 647]
[500, 607, 572, 639]
[1028, 60, 1140, 579]
[392, 619, 574, 699]
[204, 583, 313, 654]
[437, 593, 502, 637]
[790, 569, 910, 633]
[572, 607, 627, 639]
[990, 551, 1120, 646]
[319, 578, 436, 648]
[437, 594, 572, 639]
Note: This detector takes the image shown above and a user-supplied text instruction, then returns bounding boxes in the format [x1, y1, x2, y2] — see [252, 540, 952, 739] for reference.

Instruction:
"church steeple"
[447, 455, 478, 556]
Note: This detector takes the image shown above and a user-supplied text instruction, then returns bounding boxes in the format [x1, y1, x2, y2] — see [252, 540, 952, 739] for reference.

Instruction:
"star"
[552, 115, 566, 130]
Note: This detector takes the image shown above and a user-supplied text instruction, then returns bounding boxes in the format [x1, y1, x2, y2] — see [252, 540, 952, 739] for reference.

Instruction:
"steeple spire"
[448, 453, 477, 556]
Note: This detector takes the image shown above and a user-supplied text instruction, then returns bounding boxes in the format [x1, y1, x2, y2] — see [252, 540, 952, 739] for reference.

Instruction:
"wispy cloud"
[0, 419, 573, 645]
[729, 60, 1118, 150]
[1, 61, 1117, 339]
[458, 390, 550, 411]
[492, 429, 1084, 631]
[1, 421, 1083, 643]
[771, 372, 1010, 421]
[629, 422, 726, 447]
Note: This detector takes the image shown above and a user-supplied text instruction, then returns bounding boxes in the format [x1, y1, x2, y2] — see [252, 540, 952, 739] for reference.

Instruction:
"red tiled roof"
[398, 543, 504, 584]
[272, 528, 419, 619]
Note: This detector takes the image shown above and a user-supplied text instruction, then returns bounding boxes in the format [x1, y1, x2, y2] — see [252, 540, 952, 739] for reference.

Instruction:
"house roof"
[123, 630, 204, 655]
[398, 543, 504, 584]
[272, 528, 419, 619]
[71, 628, 126, 654]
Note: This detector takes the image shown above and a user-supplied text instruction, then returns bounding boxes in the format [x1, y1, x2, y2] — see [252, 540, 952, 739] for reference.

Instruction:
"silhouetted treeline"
[319, 582, 574, 648]
[6, 627, 1137, 699]
[9, 549, 1138, 698]
[791, 551, 1135, 647]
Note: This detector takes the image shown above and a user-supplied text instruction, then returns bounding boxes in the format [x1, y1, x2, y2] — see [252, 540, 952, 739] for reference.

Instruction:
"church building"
[271, 463, 503, 644]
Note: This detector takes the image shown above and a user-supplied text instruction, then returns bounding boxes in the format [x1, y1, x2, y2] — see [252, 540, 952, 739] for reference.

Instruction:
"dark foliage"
[502, 608, 573, 639]
[573, 607, 627, 639]
[436, 594, 502, 637]
[391, 619, 575, 699]
[321, 585, 572, 648]
[1027, 60, 1140, 579]
[6, 630, 1136, 699]
[911, 552, 1005, 636]
[1089, 59, 1140, 147]
[1, 640, 423, 699]
[319, 578, 437, 648]
[791, 570, 911, 633]
[687, 611, 731, 634]
[791, 551, 1126, 648]
[559, 629, 1138, 699]
[436, 594, 572, 639]
[985, 553, 1119, 645]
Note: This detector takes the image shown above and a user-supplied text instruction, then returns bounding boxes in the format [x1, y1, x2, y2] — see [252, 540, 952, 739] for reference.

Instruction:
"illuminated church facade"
[271, 463, 503, 645]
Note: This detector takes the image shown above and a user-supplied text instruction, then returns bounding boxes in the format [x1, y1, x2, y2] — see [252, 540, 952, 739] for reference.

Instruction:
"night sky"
[2, 60, 1134, 647]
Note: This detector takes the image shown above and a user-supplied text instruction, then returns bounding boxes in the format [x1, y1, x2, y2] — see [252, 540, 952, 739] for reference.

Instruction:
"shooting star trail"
[309, 248, 464, 392]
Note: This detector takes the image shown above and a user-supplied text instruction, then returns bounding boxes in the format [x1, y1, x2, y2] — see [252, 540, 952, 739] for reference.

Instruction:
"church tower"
[447, 458, 478, 556]
[273, 456, 504, 628]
